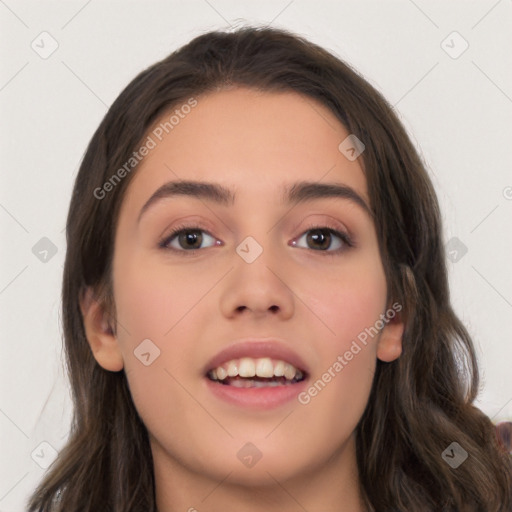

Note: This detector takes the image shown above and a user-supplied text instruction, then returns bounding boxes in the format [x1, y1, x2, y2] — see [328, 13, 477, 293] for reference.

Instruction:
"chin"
[196, 444, 316, 488]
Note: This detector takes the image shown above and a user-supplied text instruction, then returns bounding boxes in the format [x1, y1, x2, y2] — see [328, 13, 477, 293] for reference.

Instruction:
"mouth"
[203, 340, 310, 409]
[206, 357, 307, 388]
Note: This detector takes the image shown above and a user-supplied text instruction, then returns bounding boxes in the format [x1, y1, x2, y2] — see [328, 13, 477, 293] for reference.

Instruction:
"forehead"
[121, 87, 368, 216]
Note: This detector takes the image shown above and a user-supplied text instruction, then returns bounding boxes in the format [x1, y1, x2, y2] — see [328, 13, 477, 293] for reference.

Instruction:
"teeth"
[208, 357, 304, 382]
[239, 357, 256, 378]
[283, 363, 296, 380]
[256, 358, 274, 378]
[226, 360, 238, 377]
[273, 360, 285, 377]
[230, 378, 291, 388]
[216, 366, 228, 380]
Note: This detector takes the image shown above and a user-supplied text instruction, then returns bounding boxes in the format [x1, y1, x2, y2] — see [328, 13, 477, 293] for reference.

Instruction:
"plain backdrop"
[1, 1, 511, 510]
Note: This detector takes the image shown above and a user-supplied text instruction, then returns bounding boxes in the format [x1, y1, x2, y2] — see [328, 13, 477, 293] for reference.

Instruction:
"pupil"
[180, 230, 202, 249]
[308, 229, 330, 250]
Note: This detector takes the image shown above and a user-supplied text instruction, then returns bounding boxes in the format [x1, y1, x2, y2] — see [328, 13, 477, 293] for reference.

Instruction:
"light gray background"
[1, 1, 511, 510]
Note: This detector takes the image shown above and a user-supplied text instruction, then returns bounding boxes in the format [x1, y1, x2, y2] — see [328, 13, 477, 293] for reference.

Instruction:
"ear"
[79, 287, 124, 372]
[376, 307, 404, 363]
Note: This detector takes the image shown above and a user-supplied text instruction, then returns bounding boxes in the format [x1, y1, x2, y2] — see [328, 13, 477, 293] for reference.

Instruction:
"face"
[83, 87, 403, 492]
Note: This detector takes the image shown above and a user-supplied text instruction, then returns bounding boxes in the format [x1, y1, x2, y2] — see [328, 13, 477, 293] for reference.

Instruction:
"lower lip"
[205, 377, 308, 410]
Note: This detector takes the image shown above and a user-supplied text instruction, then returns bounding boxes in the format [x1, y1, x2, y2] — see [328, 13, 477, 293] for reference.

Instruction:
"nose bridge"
[235, 234, 268, 265]
[218, 224, 295, 318]
[231, 200, 284, 265]
[233, 229, 285, 290]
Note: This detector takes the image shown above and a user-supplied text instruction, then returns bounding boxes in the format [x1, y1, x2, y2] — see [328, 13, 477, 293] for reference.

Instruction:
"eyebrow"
[137, 179, 372, 223]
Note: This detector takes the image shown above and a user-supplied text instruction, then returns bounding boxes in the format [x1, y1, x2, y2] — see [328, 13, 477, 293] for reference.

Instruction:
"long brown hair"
[28, 26, 512, 511]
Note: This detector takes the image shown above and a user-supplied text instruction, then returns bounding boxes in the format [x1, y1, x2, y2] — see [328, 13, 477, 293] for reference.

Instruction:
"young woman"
[28, 26, 512, 511]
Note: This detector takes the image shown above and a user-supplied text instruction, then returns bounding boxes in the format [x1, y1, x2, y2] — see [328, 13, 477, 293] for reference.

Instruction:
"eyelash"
[158, 222, 354, 257]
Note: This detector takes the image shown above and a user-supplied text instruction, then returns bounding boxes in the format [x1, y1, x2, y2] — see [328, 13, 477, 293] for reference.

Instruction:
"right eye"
[159, 225, 220, 254]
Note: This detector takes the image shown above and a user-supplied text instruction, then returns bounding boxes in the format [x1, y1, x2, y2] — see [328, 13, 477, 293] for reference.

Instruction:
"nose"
[218, 236, 295, 321]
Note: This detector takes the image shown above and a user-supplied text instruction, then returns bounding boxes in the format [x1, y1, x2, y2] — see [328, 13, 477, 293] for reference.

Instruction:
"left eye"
[292, 227, 351, 252]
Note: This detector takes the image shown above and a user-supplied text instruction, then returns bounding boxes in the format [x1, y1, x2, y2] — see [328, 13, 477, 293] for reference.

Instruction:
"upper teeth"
[209, 357, 303, 381]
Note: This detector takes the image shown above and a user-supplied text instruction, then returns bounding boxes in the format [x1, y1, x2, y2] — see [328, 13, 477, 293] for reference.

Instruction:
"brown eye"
[160, 227, 217, 251]
[306, 229, 332, 250]
[292, 227, 352, 253]
[177, 230, 203, 249]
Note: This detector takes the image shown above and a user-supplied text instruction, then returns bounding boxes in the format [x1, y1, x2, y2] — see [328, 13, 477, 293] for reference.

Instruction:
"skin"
[81, 87, 403, 512]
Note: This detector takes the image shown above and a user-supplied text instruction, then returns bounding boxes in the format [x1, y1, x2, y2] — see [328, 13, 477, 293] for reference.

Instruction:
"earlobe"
[376, 313, 404, 363]
[79, 287, 124, 372]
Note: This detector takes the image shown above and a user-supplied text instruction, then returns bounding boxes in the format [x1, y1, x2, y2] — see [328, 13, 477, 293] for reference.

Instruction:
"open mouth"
[206, 357, 307, 388]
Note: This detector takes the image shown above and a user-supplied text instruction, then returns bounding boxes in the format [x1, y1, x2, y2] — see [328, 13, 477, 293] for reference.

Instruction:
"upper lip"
[203, 339, 310, 376]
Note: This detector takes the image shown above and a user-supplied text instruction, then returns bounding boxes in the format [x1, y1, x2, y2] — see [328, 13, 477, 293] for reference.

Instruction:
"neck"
[152, 433, 368, 512]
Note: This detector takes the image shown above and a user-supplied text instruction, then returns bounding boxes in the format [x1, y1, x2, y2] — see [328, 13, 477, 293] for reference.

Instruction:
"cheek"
[112, 257, 193, 396]
[113, 265, 200, 453]
[301, 255, 387, 346]
[113, 253, 202, 340]
[296, 253, 385, 411]
[295, 348, 376, 450]
[288, 255, 385, 432]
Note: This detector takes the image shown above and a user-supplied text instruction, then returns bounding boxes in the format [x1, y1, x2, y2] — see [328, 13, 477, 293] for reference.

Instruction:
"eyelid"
[289, 213, 351, 236]
[157, 215, 217, 240]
